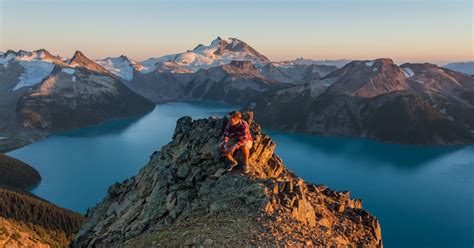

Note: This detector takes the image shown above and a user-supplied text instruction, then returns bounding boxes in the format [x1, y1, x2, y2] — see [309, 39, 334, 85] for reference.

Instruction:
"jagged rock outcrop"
[73, 112, 382, 247]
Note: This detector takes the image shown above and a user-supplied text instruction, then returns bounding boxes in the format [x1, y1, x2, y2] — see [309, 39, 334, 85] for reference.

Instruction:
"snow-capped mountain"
[0, 49, 65, 91]
[141, 37, 270, 74]
[17, 64, 154, 131]
[0, 49, 153, 145]
[87, 37, 347, 85]
[96, 55, 141, 81]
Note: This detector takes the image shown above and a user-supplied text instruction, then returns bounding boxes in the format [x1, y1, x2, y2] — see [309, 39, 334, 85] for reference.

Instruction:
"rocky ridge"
[73, 112, 382, 247]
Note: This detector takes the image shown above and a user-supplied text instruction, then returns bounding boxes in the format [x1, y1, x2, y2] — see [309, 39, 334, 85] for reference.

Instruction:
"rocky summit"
[73, 112, 383, 247]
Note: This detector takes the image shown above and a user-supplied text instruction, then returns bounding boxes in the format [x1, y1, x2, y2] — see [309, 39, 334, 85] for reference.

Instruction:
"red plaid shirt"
[223, 119, 253, 148]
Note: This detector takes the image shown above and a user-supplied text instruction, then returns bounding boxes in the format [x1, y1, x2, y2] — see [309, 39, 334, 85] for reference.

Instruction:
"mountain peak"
[72, 50, 86, 58]
[143, 37, 270, 73]
[373, 58, 395, 64]
[33, 48, 62, 61]
[324, 58, 410, 97]
[118, 54, 130, 60]
[210, 37, 269, 62]
[69, 51, 111, 75]
[73, 112, 382, 247]
[400, 62, 474, 97]
[69, 50, 90, 66]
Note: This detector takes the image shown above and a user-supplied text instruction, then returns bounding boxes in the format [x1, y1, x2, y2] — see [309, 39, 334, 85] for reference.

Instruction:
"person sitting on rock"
[219, 111, 253, 173]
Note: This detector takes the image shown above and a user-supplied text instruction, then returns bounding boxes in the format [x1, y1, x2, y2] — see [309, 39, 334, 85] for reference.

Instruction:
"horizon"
[1, 0, 473, 65]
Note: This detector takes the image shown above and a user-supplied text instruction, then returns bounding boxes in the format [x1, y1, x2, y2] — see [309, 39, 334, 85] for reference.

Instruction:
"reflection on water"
[7, 102, 474, 248]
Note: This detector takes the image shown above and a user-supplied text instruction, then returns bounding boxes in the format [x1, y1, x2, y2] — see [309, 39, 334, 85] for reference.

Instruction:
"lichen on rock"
[73, 112, 383, 247]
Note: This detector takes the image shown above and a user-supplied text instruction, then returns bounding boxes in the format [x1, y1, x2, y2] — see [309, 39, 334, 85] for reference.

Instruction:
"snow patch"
[365, 61, 375, 67]
[2, 50, 62, 90]
[0, 53, 15, 65]
[403, 67, 415, 77]
[13, 60, 55, 90]
[72, 76, 77, 82]
[373, 68, 378, 72]
[96, 57, 136, 81]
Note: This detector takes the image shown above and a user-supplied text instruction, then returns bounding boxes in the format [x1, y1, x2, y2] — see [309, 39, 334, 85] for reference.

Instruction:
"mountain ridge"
[245, 60, 474, 145]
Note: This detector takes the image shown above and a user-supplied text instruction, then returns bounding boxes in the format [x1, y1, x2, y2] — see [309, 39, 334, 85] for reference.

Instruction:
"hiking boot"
[224, 159, 239, 172]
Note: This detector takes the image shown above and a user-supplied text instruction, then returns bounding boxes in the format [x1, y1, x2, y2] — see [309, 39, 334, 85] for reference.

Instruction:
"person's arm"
[223, 123, 231, 143]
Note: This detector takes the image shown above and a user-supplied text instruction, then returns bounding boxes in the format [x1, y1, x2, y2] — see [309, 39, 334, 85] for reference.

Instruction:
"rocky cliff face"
[73, 112, 382, 247]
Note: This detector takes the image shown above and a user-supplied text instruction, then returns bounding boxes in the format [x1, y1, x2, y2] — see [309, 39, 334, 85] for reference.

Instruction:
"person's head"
[229, 111, 242, 125]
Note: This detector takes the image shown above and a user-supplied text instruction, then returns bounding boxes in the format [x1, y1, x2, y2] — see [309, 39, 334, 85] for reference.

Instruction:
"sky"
[0, 0, 472, 64]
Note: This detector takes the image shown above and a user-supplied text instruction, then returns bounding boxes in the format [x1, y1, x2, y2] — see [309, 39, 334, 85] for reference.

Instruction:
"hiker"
[219, 111, 253, 173]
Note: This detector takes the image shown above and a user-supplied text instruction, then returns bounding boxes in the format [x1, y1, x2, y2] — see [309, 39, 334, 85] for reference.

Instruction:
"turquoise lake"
[7, 102, 474, 248]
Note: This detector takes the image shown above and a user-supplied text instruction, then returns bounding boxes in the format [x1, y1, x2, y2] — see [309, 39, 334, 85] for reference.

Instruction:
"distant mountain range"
[0, 49, 154, 151]
[1, 37, 473, 146]
[443, 62, 474, 76]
